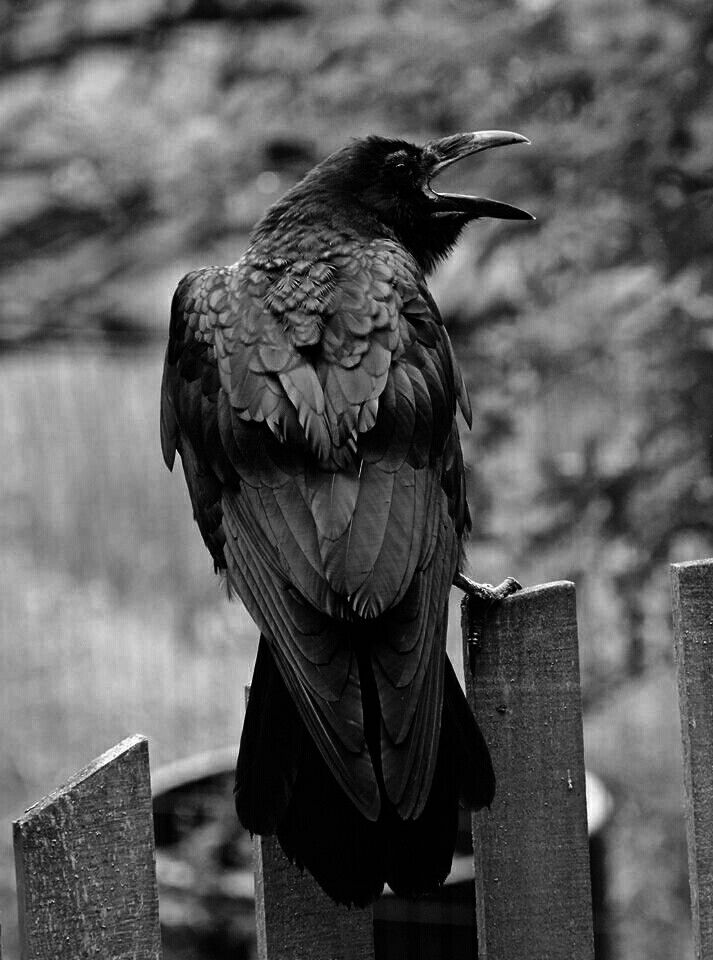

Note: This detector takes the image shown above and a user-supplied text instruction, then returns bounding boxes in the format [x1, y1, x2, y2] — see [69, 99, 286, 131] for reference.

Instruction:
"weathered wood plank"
[671, 557, 713, 960]
[254, 834, 375, 960]
[13, 735, 161, 960]
[463, 581, 594, 960]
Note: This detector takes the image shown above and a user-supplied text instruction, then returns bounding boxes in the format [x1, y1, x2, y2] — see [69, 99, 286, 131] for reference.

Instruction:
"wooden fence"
[5, 560, 713, 959]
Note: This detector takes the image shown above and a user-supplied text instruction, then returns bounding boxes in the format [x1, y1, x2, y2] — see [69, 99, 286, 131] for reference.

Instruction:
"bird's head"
[259, 131, 534, 273]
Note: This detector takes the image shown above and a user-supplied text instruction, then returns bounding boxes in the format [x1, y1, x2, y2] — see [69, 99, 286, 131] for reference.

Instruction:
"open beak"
[423, 130, 535, 221]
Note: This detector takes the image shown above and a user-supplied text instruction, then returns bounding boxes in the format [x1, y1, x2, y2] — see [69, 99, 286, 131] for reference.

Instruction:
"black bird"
[160, 131, 532, 906]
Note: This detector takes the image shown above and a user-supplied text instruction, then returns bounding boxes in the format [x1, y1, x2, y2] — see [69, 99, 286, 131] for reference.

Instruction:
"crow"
[160, 131, 533, 906]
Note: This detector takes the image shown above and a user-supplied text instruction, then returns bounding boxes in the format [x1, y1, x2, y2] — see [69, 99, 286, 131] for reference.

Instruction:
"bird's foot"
[455, 574, 522, 675]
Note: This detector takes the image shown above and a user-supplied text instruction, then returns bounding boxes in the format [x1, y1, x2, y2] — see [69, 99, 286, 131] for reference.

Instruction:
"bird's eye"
[389, 151, 409, 172]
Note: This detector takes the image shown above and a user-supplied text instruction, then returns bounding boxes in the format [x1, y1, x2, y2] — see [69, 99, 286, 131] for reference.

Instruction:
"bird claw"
[455, 574, 522, 674]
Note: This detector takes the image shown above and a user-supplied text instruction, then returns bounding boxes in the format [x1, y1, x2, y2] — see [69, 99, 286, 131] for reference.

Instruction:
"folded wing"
[160, 236, 472, 820]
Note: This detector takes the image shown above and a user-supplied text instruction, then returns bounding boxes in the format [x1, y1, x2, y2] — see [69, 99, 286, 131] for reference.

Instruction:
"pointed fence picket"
[12, 735, 161, 960]
[5, 563, 712, 959]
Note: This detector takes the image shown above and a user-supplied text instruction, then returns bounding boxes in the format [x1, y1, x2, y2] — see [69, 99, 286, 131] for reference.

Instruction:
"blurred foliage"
[2, 0, 713, 957]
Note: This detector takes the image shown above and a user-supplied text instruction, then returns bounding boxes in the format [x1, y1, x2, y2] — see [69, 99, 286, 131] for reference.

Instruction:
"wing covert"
[161, 233, 474, 824]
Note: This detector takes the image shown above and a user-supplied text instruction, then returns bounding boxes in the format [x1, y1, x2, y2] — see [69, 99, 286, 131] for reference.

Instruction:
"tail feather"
[235, 639, 494, 907]
[443, 656, 496, 809]
[234, 636, 304, 834]
[382, 731, 459, 898]
[277, 735, 388, 907]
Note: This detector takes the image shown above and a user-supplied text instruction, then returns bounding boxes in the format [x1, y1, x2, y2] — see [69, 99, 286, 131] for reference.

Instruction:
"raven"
[160, 131, 532, 906]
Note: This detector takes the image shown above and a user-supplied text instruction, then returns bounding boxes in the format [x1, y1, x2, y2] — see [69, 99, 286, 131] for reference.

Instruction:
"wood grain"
[672, 557, 713, 960]
[462, 581, 594, 960]
[254, 834, 375, 960]
[13, 735, 161, 960]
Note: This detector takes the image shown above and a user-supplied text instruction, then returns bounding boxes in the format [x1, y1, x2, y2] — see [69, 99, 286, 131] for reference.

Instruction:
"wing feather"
[373, 500, 459, 818]
[343, 464, 395, 595]
[351, 463, 419, 619]
[161, 235, 473, 828]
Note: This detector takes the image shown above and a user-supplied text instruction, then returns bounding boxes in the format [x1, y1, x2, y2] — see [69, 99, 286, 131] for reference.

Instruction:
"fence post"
[462, 581, 595, 960]
[13, 735, 162, 960]
[254, 834, 375, 960]
[671, 557, 713, 960]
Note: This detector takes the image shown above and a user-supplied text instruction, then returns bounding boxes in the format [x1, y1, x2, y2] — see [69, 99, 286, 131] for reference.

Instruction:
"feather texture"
[160, 215, 483, 904]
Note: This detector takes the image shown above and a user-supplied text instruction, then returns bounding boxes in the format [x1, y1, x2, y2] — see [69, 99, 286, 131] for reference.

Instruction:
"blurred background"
[1, 0, 713, 956]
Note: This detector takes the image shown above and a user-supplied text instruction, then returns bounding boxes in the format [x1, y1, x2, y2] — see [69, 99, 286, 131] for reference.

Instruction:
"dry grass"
[1, 347, 212, 603]
[0, 347, 258, 958]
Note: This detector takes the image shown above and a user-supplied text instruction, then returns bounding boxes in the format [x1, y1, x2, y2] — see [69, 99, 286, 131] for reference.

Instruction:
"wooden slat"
[254, 833, 375, 960]
[671, 557, 713, 960]
[13, 735, 161, 960]
[462, 581, 594, 960]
